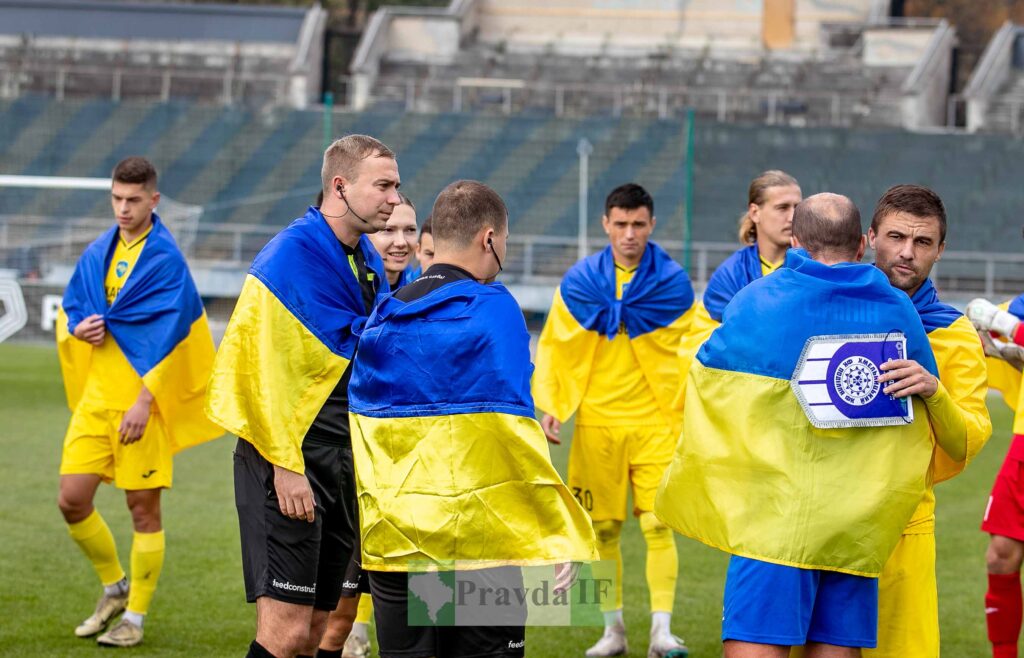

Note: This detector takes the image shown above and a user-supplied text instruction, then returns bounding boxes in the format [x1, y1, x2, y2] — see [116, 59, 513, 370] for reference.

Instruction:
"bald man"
[677, 193, 938, 658]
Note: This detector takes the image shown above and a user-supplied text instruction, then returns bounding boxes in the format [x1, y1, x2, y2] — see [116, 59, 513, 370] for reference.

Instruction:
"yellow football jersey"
[104, 228, 150, 304]
[80, 228, 151, 411]
[576, 265, 666, 426]
[760, 255, 782, 277]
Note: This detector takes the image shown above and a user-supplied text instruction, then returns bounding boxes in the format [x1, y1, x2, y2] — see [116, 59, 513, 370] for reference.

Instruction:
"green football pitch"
[0, 342, 1013, 656]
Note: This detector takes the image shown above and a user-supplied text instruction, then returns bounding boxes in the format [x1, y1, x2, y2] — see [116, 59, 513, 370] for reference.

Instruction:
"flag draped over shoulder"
[349, 280, 598, 572]
[911, 279, 991, 485]
[1008, 295, 1024, 435]
[655, 249, 937, 577]
[985, 295, 1024, 414]
[701, 244, 762, 322]
[57, 215, 221, 452]
[532, 242, 694, 422]
[671, 245, 764, 411]
[206, 208, 387, 473]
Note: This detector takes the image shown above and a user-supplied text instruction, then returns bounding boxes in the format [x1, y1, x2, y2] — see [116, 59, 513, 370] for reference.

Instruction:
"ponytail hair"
[737, 170, 800, 245]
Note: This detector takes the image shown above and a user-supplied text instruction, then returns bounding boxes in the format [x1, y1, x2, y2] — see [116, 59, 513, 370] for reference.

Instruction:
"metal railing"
[3, 216, 1022, 299]
[963, 21, 1018, 100]
[0, 63, 291, 106]
[348, 74, 897, 126]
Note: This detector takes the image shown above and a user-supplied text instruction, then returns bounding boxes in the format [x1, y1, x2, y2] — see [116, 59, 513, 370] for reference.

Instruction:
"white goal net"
[0, 175, 203, 280]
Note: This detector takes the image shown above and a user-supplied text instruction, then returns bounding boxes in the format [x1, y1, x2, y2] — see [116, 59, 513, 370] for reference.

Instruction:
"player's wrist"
[992, 310, 1020, 340]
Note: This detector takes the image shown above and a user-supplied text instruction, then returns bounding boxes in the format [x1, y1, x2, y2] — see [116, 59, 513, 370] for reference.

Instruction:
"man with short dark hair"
[57, 156, 222, 647]
[861, 184, 991, 658]
[534, 183, 694, 657]
[347, 179, 597, 658]
[657, 193, 940, 657]
[207, 135, 400, 658]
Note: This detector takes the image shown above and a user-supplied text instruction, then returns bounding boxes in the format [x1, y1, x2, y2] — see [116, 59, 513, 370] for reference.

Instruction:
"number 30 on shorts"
[572, 487, 593, 511]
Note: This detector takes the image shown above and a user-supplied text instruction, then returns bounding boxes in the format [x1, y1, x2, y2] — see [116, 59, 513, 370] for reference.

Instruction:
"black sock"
[246, 640, 277, 658]
[315, 651, 342, 658]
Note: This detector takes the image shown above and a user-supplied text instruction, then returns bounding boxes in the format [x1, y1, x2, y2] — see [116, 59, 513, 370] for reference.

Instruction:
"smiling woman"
[368, 194, 419, 288]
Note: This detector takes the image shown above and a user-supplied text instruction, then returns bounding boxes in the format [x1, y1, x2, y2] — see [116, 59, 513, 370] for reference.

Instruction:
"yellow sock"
[126, 530, 165, 615]
[640, 511, 678, 613]
[592, 520, 624, 612]
[67, 509, 125, 586]
[355, 594, 373, 625]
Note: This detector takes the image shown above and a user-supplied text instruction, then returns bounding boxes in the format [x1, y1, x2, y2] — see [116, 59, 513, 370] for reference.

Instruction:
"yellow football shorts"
[568, 424, 679, 521]
[60, 405, 173, 490]
[865, 532, 938, 658]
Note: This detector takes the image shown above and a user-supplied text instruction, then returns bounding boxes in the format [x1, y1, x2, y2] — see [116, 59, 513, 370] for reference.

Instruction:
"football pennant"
[791, 333, 913, 428]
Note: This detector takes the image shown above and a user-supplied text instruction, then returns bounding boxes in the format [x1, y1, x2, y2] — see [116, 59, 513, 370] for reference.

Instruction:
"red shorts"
[982, 434, 1024, 542]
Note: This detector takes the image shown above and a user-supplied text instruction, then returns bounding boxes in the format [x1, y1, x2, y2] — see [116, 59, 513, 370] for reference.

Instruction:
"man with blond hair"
[208, 135, 400, 658]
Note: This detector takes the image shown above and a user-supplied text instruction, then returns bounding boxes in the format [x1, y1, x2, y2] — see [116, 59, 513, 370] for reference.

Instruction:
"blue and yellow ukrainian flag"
[532, 242, 694, 423]
[701, 244, 767, 323]
[206, 207, 387, 473]
[57, 215, 222, 451]
[910, 279, 991, 486]
[656, 249, 938, 577]
[1007, 295, 1024, 435]
[984, 295, 1024, 417]
[673, 244, 778, 411]
[349, 279, 598, 571]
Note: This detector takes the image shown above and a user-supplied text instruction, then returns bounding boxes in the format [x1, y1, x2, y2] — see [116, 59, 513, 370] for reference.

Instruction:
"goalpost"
[0, 175, 204, 262]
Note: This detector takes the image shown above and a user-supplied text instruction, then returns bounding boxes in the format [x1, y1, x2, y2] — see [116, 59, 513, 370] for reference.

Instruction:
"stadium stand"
[0, 0, 326, 109]
[964, 22, 1024, 134]
[348, 0, 955, 131]
[3, 96, 1024, 284]
[2, 0, 1023, 328]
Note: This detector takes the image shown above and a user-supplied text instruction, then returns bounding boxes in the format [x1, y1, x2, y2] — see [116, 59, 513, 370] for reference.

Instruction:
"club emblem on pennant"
[790, 333, 913, 428]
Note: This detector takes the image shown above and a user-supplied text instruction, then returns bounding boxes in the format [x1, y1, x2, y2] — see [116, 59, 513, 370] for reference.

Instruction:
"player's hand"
[878, 359, 938, 399]
[273, 465, 316, 523]
[553, 561, 580, 595]
[541, 414, 562, 445]
[73, 314, 106, 346]
[1000, 343, 1024, 371]
[978, 331, 1024, 371]
[979, 329, 1004, 358]
[119, 396, 152, 445]
[967, 298, 1020, 340]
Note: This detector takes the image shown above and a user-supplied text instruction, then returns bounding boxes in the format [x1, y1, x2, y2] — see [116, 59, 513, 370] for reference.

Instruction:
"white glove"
[967, 298, 1020, 339]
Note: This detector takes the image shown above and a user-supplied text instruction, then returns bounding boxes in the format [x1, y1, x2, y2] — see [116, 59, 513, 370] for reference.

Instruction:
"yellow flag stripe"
[206, 275, 349, 473]
[351, 411, 599, 571]
[656, 361, 932, 577]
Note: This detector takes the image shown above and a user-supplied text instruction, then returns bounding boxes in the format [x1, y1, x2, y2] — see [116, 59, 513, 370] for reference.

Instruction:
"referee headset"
[329, 182, 373, 227]
[487, 236, 503, 273]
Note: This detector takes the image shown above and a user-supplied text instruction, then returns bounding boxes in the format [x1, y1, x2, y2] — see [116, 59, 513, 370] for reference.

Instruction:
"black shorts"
[369, 570, 526, 658]
[233, 437, 358, 611]
[341, 540, 371, 598]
